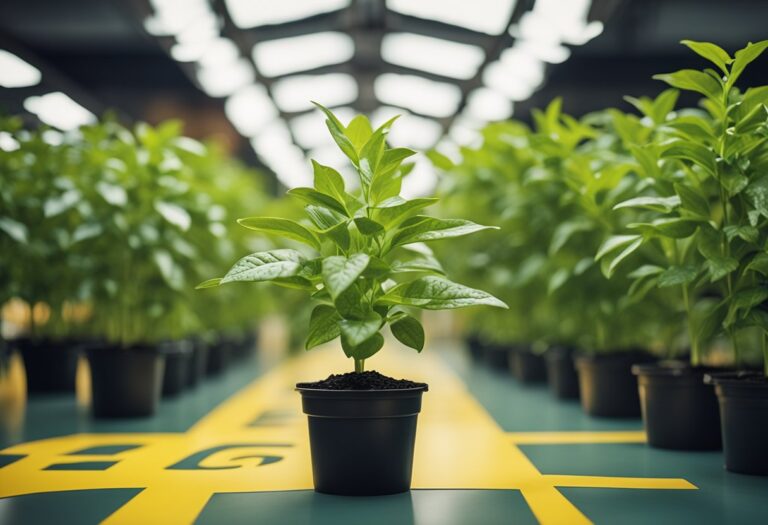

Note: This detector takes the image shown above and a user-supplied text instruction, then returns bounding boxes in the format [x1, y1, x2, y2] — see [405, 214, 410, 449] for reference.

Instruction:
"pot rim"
[632, 361, 730, 377]
[295, 385, 428, 396]
[704, 371, 768, 388]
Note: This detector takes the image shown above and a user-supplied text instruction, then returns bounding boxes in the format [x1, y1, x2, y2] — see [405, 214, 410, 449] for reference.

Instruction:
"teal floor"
[1, 345, 767, 525]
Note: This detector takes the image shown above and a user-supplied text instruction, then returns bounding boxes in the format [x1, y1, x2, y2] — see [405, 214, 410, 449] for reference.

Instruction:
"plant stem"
[354, 359, 365, 373]
[682, 283, 699, 366]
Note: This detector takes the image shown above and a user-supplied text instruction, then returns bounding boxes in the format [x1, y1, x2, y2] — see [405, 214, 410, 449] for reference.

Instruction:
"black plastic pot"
[509, 346, 547, 384]
[296, 385, 428, 495]
[160, 340, 192, 397]
[634, 362, 722, 450]
[86, 344, 165, 418]
[187, 339, 209, 387]
[13, 338, 80, 394]
[205, 338, 232, 376]
[545, 346, 580, 400]
[706, 372, 768, 475]
[465, 334, 487, 361]
[485, 343, 511, 370]
[575, 351, 654, 418]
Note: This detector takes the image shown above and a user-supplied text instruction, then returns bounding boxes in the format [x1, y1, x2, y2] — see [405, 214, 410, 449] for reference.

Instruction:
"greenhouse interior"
[1, 0, 768, 523]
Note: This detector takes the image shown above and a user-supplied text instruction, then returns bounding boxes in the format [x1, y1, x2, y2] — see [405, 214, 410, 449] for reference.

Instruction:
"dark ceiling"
[1, 0, 767, 173]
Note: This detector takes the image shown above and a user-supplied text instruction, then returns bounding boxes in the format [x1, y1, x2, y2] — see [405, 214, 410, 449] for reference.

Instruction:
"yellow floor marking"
[0, 345, 696, 525]
[508, 431, 647, 445]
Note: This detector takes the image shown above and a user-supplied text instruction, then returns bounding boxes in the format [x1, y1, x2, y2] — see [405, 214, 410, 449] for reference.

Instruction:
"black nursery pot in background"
[160, 340, 193, 397]
[86, 344, 165, 418]
[546, 346, 580, 400]
[634, 362, 722, 451]
[509, 346, 547, 384]
[296, 383, 428, 496]
[484, 343, 510, 370]
[206, 338, 232, 376]
[14, 338, 80, 394]
[187, 338, 209, 387]
[575, 351, 654, 418]
[706, 372, 768, 475]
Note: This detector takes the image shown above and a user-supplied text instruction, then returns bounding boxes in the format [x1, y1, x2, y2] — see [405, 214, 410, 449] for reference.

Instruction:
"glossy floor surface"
[0, 341, 766, 524]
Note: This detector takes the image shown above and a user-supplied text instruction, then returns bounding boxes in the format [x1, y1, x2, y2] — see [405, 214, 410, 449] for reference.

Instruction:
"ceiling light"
[498, 47, 545, 86]
[400, 157, 437, 199]
[198, 38, 240, 68]
[0, 50, 42, 88]
[371, 107, 443, 149]
[374, 74, 461, 118]
[381, 33, 485, 80]
[252, 124, 312, 188]
[253, 32, 354, 78]
[290, 107, 356, 149]
[272, 74, 357, 113]
[519, 0, 603, 46]
[226, 0, 350, 28]
[23, 92, 96, 131]
[196, 58, 254, 98]
[449, 117, 482, 147]
[482, 62, 539, 101]
[387, 0, 516, 35]
[144, 1, 212, 36]
[516, 39, 571, 64]
[225, 84, 279, 137]
[170, 40, 209, 62]
[465, 88, 513, 122]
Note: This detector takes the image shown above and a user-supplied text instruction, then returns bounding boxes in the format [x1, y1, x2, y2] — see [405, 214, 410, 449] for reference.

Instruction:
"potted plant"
[601, 39, 768, 453]
[200, 104, 506, 495]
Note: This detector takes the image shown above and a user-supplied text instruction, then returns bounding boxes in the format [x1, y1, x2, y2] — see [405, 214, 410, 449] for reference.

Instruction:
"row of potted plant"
[0, 116, 273, 416]
[434, 40, 768, 476]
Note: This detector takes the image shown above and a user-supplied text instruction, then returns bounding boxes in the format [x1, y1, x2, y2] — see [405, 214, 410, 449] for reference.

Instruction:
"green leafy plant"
[200, 104, 507, 372]
[599, 40, 768, 373]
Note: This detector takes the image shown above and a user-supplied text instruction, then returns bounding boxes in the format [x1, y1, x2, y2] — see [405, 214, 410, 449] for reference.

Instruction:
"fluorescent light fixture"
[374, 74, 461, 118]
[144, 1, 213, 36]
[24, 92, 96, 131]
[253, 32, 354, 78]
[0, 131, 20, 152]
[387, 0, 516, 35]
[225, 84, 279, 137]
[290, 107, 356, 149]
[498, 47, 544, 86]
[272, 74, 357, 113]
[400, 157, 437, 199]
[198, 38, 240, 67]
[371, 107, 443, 150]
[0, 50, 42, 88]
[226, 0, 350, 28]
[170, 40, 209, 62]
[518, 0, 603, 46]
[465, 88, 513, 122]
[449, 117, 482, 147]
[516, 39, 571, 64]
[251, 120, 312, 188]
[482, 62, 538, 101]
[381, 33, 485, 80]
[196, 58, 254, 98]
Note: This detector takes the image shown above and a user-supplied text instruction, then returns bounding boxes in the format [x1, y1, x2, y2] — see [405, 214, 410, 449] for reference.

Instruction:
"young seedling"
[199, 104, 507, 372]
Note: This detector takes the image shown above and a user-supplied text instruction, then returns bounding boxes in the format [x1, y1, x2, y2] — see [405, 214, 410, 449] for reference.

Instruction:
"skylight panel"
[24, 92, 96, 131]
[225, 84, 279, 137]
[272, 74, 358, 113]
[253, 32, 355, 78]
[387, 0, 517, 35]
[0, 50, 42, 88]
[374, 74, 461, 118]
[225, 0, 350, 28]
[381, 33, 485, 80]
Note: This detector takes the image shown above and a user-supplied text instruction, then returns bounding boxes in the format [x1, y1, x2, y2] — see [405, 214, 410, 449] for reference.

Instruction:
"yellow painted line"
[509, 431, 647, 445]
[0, 344, 696, 525]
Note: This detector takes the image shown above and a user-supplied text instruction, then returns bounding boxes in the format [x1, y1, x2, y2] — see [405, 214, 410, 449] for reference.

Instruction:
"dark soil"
[297, 371, 428, 391]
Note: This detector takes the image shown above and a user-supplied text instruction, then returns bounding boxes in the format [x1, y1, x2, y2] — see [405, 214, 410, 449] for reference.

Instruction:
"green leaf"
[391, 216, 498, 247]
[745, 176, 768, 218]
[705, 256, 738, 282]
[339, 312, 382, 347]
[653, 69, 722, 101]
[390, 314, 425, 351]
[613, 195, 681, 213]
[391, 256, 445, 275]
[674, 182, 709, 218]
[747, 252, 768, 275]
[724, 287, 768, 327]
[288, 187, 348, 216]
[354, 217, 384, 235]
[426, 149, 454, 171]
[603, 236, 643, 278]
[345, 114, 373, 152]
[628, 265, 665, 279]
[550, 220, 592, 255]
[370, 197, 439, 226]
[727, 40, 768, 91]
[342, 332, 384, 360]
[595, 234, 642, 261]
[657, 265, 700, 287]
[305, 205, 350, 250]
[238, 217, 321, 250]
[322, 254, 370, 300]
[380, 276, 508, 310]
[221, 249, 305, 284]
[662, 141, 716, 177]
[0, 217, 28, 243]
[334, 285, 368, 319]
[313, 102, 359, 165]
[681, 40, 732, 74]
[723, 225, 758, 244]
[312, 160, 347, 206]
[195, 278, 222, 290]
[305, 305, 342, 350]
